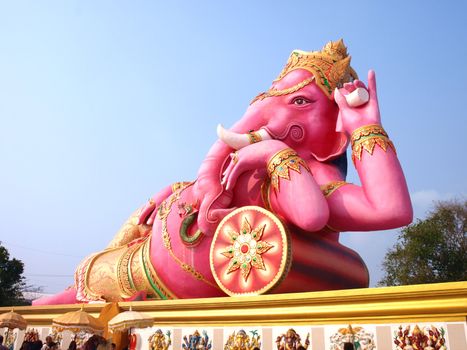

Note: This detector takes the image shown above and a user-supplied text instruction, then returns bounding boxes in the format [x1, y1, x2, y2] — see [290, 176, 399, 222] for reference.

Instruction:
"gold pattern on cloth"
[116, 243, 140, 298]
[75, 251, 107, 302]
[74, 237, 176, 302]
[267, 148, 310, 192]
[86, 246, 129, 301]
[141, 236, 175, 299]
[171, 181, 193, 193]
[128, 240, 151, 293]
[106, 209, 151, 249]
[320, 181, 348, 197]
[157, 184, 220, 289]
[351, 124, 396, 164]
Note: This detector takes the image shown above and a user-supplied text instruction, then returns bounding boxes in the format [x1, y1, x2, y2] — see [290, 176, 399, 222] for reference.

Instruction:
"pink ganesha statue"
[34, 39, 412, 305]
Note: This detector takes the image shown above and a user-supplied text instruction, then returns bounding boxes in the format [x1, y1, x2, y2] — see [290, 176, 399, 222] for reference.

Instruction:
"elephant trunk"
[194, 115, 268, 233]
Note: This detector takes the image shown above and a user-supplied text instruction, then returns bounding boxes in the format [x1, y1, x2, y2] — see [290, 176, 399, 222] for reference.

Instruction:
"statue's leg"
[74, 236, 176, 302]
[32, 287, 78, 305]
[106, 185, 175, 249]
[105, 209, 150, 249]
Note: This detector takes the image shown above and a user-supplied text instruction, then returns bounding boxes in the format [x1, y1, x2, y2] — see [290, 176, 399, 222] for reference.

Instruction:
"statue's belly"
[150, 184, 226, 298]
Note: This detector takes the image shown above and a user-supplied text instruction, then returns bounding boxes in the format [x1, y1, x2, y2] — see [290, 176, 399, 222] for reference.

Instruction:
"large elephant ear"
[310, 131, 349, 162]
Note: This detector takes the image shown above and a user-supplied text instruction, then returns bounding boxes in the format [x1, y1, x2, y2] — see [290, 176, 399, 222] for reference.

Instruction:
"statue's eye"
[292, 97, 311, 105]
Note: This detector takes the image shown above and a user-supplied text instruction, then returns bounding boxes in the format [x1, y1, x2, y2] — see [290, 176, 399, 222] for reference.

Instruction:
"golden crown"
[274, 39, 358, 98]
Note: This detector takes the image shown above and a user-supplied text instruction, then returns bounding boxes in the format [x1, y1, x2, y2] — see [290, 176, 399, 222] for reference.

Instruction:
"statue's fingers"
[367, 69, 378, 101]
[225, 165, 242, 191]
[221, 162, 234, 185]
[147, 209, 157, 225]
[333, 88, 349, 109]
[137, 203, 154, 224]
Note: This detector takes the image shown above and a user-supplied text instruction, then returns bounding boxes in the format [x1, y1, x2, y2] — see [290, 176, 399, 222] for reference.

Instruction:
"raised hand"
[334, 70, 381, 134]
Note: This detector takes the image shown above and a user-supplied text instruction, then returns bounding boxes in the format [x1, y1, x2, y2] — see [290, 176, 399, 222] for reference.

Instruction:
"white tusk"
[217, 124, 272, 150]
[345, 87, 369, 107]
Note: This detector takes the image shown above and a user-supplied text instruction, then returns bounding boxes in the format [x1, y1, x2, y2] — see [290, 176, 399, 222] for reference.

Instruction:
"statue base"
[2, 282, 466, 350]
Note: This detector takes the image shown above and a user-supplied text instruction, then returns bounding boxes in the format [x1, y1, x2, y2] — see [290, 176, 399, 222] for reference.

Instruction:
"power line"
[27, 274, 73, 277]
[2, 240, 82, 258]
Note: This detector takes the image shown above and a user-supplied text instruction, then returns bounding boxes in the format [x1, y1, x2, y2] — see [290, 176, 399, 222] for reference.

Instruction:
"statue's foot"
[32, 287, 78, 305]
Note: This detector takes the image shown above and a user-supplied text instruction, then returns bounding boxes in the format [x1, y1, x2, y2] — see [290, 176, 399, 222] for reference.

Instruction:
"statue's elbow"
[398, 204, 414, 226]
[297, 206, 330, 232]
[387, 201, 413, 228]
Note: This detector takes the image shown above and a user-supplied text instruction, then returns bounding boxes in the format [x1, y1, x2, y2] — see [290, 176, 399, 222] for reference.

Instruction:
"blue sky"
[0, 1, 466, 294]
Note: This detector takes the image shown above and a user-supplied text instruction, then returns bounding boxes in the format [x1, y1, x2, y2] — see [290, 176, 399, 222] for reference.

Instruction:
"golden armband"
[267, 148, 310, 192]
[351, 124, 396, 165]
[320, 180, 348, 197]
[247, 130, 262, 144]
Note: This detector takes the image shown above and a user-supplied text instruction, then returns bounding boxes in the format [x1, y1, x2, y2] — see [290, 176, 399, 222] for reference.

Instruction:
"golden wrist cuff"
[247, 130, 262, 144]
[351, 124, 396, 164]
[267, 148, 310, 192]
[320, 181, 348, 197]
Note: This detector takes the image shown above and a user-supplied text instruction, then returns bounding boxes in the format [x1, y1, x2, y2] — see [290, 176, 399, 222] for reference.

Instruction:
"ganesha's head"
[220, 39, 357, 170]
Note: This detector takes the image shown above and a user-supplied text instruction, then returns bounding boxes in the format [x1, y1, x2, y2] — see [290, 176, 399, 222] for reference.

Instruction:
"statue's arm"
[326, 143, 412, 231]
[327, 70, 413, 231]
[137, 184, 173, 225]
[264, 152, 330, 232]
[223, 140, 329, 232]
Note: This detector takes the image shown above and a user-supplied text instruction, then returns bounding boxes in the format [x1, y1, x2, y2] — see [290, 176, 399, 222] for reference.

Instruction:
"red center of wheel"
[240, 244, 249, 254]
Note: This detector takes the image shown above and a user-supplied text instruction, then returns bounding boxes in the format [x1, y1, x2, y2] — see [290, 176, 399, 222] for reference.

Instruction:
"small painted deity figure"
[23, 329, 40, 343]
[182, 330, 211, 350]
[394, 325, 446, 350]
[224, 330, 261, 350]
[276, 329, 309, 350]
[49, 330, 62, 349]
[3, 330, 16, 350]
[148, 329, 171, 350]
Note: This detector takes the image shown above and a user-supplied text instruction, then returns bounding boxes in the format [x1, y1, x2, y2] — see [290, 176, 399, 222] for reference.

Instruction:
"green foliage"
[378, 199, 467, 286]
[0, 242, 28, 306]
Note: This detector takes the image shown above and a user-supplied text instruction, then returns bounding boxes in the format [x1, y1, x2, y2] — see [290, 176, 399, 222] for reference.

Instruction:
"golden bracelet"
[247, 130, 262, 144]
[320, 180, 348, 197]
[260, 179, 273, 212]
[171, 181, 193, 193]
[351, 124, 388, 143]
[351, 125, 396, 164]
[267, 148, 310, 192]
